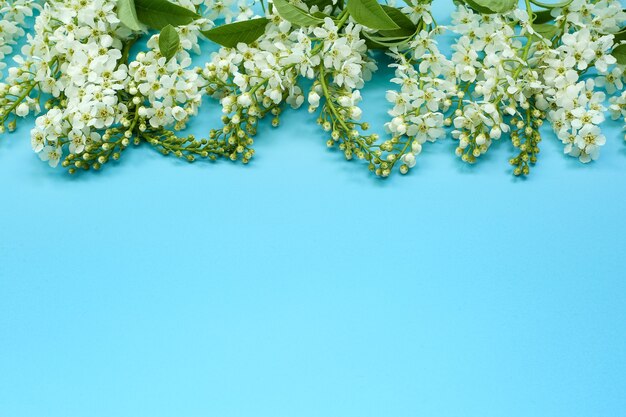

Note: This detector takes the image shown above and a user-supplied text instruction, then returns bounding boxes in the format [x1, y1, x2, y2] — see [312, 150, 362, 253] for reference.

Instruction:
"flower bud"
[350, 107, 362, 120]
[401, 152, 416, 168]
[16, 102, 29, 117]
[308, 91, 320, 107]
[237, 93, 252, 108]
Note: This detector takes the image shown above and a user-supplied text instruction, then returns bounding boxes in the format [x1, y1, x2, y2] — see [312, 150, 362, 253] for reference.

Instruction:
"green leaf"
[531, 22, 560, 40]
[364, 33, 413, 43]
[303, 0, 334, 10]
[378, 5, 416, 37]
[533, 9, 554, 24]
[612, 43, 626, 66]
[201, 17, 270, 47]
[312, 11, 330, 19]
[134, 0, 199, 30]
[158, 24, 180, 62]
[478, 0, 517, 13]
[117, 0, 143, 31]
[463, 0, 516, 14]
[529, 0, 573, 9]
[460, 0, 492, 13]
[362, 31, 412, 49]
[380, 5, 415, 29]
[273, 0, 324, 26]
[612, 22, 626, 43]
[347, 0, 400, 30]
[364, 36, 412, 49]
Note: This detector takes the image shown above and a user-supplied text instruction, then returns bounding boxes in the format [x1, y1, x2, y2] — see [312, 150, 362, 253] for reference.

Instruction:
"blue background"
[1, 1, 626, 416]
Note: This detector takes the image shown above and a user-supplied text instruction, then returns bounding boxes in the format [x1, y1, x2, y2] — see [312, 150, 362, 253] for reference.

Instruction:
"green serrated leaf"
[347, 0, 400, 30]
[533, 9, 554, 24]
[380, 5, 415, 29]
[312, 11, 330, 19]
[134, 0, 199, 30]
[612, 43, 626, 66]
[378, 5, 416, 37]
[159, 24, 180, 62]
[465, 0, 516, 14]
[273, 0, 324, 27]
[201, 17, 270, 47]
[117, 0, 142, 31]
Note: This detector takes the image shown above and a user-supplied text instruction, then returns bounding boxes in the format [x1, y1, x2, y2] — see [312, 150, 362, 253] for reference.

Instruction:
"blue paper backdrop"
[1, 1, 626, 416]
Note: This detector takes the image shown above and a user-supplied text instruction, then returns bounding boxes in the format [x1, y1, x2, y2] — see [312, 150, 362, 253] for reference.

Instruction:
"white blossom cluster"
[201, 18, 306, 162]
[0, 0, 38, 78]
[447, 6, 550, 173]
[305, 17, 379, 168]
[1, 0, 624, 176]
[536, 0, 626, 163]
[384, 5, 543, 174]
[0, 0, 251, 170]
[202, 6, 378, 165]
[385, 26, 452, 174]
[384, 1, 626, 175]
[554, 0, 624, 33]
[0, 0, 136, 166]
[130, 32, 206, 130]
[608, 62, 626, 138]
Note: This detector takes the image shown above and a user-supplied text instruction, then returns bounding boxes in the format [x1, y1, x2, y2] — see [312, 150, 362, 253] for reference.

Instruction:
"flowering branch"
[1, 0, 625, 178]
[384, 0, 625, 176]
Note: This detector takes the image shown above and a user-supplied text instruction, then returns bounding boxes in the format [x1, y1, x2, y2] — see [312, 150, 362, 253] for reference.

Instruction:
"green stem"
[119, 36, 140, 67]
[319, 66, 351, 133]
[1, 81, 37, 123]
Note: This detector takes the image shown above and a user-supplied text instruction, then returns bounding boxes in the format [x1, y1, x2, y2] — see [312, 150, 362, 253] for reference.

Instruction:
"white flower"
[560, 30, 596, 70]
[30, 128, 45, 152]
[575, 125, 606, 162]
[38, 145, 62, 167]
[313, 18, 338, 45]
[147, 101, 172, 128]
[172, 106, 188, 122]
[596, 67, 624, 94]
[407, 113, 445, 143]
[237, 92, 252, 107]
